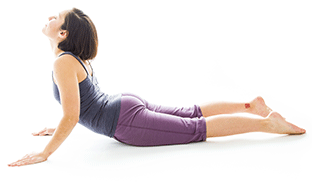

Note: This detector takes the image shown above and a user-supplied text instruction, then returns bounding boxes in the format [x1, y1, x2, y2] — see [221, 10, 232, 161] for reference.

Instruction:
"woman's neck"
[50, 40, 64, 58]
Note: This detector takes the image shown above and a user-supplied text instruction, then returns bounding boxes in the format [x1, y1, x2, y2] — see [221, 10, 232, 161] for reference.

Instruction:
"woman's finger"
[32, 130, 43, 136]
[22, 154, 29, 159]
[14, 161, 25, 167]
[11, 157, 28, 166]
[33, 129, 46, 136]
[9, 159, 26, 167]
[33, 128, 55, 136]
[32, 132, 39, 136]
[8, 152, 47, 167]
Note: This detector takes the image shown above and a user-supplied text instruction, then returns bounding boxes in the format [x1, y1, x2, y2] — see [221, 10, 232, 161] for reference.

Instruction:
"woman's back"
[53, 52, 121, 137]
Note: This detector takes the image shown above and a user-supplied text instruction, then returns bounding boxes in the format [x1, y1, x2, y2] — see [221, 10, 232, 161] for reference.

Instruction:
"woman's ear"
[58, 30, 68, 40]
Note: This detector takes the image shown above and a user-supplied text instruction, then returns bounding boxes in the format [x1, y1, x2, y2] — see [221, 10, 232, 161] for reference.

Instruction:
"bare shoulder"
[53, 54, 80, 73]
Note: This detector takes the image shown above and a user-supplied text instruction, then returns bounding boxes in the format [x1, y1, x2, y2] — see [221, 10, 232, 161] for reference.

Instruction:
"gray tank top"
[53, 52, 121, 137]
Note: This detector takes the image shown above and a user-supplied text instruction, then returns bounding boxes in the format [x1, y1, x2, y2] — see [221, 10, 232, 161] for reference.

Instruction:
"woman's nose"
[48, 16, 55, 21]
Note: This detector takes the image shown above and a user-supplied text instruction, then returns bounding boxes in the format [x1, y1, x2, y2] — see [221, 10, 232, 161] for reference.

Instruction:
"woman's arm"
[44, 55, 81, 157]
[43, 55, 81, 158]
[9, 55, 81, 167]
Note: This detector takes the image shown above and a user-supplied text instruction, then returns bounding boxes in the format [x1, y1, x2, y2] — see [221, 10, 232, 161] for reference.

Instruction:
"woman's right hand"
[32, 128, 56, 136]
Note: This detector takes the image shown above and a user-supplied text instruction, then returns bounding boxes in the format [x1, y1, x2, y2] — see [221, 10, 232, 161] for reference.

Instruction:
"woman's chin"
[42, 26, 48, 36]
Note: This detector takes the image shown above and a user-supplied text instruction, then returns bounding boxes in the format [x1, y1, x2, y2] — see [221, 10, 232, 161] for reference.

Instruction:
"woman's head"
[43, 8, 98, 60]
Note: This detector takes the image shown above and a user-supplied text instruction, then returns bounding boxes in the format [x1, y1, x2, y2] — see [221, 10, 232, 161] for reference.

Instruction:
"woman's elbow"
[62, 115, 79, 125]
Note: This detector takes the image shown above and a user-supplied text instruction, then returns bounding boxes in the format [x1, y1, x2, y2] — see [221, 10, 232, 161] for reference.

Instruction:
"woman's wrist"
[41, 150, 51, 159]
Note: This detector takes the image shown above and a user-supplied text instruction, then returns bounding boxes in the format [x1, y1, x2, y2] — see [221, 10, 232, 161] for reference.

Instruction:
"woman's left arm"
[9, 56, 81, 167]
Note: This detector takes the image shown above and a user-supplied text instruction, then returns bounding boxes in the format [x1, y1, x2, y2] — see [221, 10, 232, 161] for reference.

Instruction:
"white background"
[1, 0, 311, 181]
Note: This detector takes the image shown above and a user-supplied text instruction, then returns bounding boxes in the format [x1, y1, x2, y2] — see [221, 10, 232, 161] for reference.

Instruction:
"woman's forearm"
[42, 116, 78, 158]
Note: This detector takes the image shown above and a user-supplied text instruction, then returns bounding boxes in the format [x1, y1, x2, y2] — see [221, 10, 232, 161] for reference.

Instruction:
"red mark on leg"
[245, 103, 251, 109]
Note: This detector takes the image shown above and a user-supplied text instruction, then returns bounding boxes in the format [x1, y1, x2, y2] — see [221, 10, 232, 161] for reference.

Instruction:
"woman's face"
[42, 10, 67, 41]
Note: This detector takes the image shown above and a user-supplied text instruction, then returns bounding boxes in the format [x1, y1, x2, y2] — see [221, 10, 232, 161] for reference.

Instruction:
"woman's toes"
[287, 123, 306, 135]
[267, 112, 306, 135]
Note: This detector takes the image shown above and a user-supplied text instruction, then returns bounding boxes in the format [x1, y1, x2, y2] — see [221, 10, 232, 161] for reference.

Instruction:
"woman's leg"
[123, 93, 203, 118]
[205, 111, 306, 138]
[200, 96, 272, 118]
[114, 94, 206, 146]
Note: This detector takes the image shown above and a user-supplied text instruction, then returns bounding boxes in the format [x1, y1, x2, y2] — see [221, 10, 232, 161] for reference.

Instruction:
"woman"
[8, 8, 306, 167]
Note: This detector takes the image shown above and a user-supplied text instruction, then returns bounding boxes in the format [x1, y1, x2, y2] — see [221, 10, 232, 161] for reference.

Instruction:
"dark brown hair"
[58, 8, 98, 60]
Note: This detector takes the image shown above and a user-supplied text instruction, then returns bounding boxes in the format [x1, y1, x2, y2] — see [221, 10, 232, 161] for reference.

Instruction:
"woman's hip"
[114, 93, 206, 146]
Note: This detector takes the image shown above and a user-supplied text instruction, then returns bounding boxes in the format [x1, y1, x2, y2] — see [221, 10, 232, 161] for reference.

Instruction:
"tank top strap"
[58, 52, 89, 75]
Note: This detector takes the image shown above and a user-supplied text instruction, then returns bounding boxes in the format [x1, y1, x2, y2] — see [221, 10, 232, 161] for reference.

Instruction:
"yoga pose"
[8, 8, 306, 167]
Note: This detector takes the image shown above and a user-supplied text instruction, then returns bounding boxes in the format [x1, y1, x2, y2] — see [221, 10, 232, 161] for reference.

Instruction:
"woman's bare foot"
[265, 111, 306, 135]
[249, 96, 272, 117]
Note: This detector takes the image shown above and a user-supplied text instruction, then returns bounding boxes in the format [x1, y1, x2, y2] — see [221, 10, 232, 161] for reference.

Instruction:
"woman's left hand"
[8, 152, 48, 167]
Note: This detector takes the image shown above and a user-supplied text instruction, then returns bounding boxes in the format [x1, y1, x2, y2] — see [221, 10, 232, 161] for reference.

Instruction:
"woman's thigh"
[121, 93, 204, 118]
[114, 94, 206, 146]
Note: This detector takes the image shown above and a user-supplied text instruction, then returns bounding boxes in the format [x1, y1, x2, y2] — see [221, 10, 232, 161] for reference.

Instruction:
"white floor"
[1, 1, 311, 181]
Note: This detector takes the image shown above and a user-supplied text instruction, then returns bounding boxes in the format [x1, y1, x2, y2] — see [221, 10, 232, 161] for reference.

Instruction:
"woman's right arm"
[8, 56, 81, 167]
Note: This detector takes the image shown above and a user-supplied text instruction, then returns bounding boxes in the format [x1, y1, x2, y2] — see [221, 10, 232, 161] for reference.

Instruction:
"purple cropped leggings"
[113, 93, 207, 146]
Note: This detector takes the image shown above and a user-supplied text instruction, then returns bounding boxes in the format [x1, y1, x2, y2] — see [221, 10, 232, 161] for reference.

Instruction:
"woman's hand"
[8, 152, 48, 167]
[32, 128, 56, 136]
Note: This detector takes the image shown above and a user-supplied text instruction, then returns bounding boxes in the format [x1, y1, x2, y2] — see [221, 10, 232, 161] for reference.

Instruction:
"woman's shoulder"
[54, 53, 81, 72]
